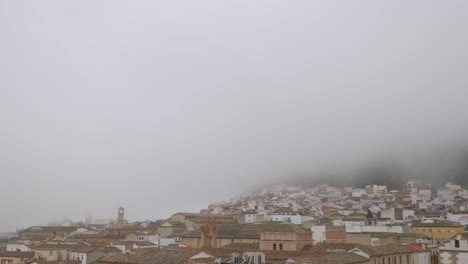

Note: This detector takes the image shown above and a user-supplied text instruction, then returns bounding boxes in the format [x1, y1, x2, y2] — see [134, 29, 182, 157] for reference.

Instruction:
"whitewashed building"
[439, 233, 468, 264]
[6, 243, 31, 252]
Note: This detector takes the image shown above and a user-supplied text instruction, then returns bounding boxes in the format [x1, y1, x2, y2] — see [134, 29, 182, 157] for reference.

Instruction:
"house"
[366, 185, 388, 196]
[66, 232, 125, 243]
[100, 247, 121, 259]
[110, 241, 158, 252]
[98, 248, 201, 264]
[439, 233, 468, 264]
[325, 226, 346, 244]
[400, 244, 431, 264]
[125, 231, 158, 243]
[0, 239, 7, 251]
[349, 245, 424, 264]
[287, 244, 430, 264]
[447, 212, 468, 226]
[381, 208, 403, 221]
[168, 213, 237, 231]
[207, 204, 224, 214]
[411, 220, 465, 242]
[0, 251, 35, 264]
[346, 232, 416, 247]
[157, 221, 186, 238]
[418, 185, 432, 201]
[259, 224, 312, 252]
[180, 221, 263, 249]
[218, 252, 265, 264]
[255, 213, 267, 223]
[343, 217, 366, 232]
[71, 247, 105, 264]
[286, 252, 369, 264]
[127, 241, 158, 250]
[311, 226, 326, 245]
[407, 179, 422, 189]
[415, 211, 445, 220]
[236, 210, 258, 224]
[33, 242, 83, 261]
[18, 226, 78, 241]
[6, 243, 31, 252]
[188, 252, 216, 264]
[270, 208, 303, 224]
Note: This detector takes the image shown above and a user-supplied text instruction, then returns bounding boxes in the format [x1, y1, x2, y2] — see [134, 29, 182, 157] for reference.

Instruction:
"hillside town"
[2, 179, 468, 264]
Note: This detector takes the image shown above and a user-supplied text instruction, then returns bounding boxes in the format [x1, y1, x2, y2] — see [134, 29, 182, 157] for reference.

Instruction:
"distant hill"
[283, 149, 468, 190]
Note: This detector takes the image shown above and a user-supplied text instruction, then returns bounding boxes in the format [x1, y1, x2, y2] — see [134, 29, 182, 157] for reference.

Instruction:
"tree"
[366, 209, 374, 219]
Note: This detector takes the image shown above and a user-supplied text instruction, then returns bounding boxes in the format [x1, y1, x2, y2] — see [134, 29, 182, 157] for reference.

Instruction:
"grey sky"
[1, 1, 468, 232]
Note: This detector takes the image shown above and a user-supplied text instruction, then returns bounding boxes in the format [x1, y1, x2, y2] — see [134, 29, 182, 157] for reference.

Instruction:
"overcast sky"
[1, 1, 468, 232]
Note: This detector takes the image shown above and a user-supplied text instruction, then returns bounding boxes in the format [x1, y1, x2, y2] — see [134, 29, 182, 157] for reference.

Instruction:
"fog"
[1, 1, 468, 232]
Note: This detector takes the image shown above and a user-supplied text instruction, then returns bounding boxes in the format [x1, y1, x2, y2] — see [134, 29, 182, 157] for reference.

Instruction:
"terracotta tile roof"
[343, 217, 366, 222]
[91, 241, 109, 247]
[288, 252, 369, 264]
[187, 217, 237, 224]
[34, 243, 86, 250]
[348, 213, 367, 218]
[162, 221, 186, 227]
[412, 220, 461, 227]
[220, 243, 259, 252]
[197, 243, 260, 258]
[368, 232, 416, 238]
[131, 241, 157, 247]
[188, 257, 215, 264]
[306, 243, 359, 253]
[0, 251, 35, 258]
[262, 224, 310, 233]
[99, 248, 198, 264]
[36, 260, 81, 264]
[351, 245, 414, 256]
[101, 247, 121, 253]
[21, 226, 78, 234]
[67, 233, 125, 240]
[72, 246, 99, 253]
[400, 244, 430, 252]
[180, 224, 259, 240]
[273, 207, 297, 214]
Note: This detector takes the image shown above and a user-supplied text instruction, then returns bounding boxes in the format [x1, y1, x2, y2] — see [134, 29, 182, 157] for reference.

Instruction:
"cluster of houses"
[1, 180, 468, 264]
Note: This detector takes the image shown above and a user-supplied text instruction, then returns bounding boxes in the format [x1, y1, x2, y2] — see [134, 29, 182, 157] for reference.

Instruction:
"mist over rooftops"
[1, 0, 468, 232]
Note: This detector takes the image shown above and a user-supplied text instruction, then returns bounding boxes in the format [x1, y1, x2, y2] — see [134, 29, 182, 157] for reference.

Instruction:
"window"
[382, 258, 385, 264]
[455, 240, 460, 248]
[273, 244, 277, 250]
[399, 256, 402, 264]
[279, 244, 283, 251]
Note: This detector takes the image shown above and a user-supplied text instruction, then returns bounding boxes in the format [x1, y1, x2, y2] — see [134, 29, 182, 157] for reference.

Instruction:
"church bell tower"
[117, 207, 125, 227]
